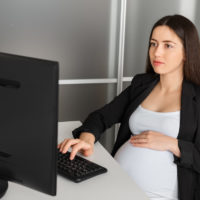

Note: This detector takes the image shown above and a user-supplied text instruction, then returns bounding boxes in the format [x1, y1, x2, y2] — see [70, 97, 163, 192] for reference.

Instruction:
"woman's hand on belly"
[129, 131, 181, 157]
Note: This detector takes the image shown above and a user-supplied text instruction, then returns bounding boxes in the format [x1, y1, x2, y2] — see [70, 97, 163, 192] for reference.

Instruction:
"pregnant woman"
[58, 15, 200, 200]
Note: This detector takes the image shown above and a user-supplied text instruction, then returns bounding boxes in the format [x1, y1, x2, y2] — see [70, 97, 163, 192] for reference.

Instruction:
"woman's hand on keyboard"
[58, 132, 95, 160]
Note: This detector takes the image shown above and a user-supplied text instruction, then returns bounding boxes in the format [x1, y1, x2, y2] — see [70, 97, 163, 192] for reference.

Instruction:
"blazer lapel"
[124, 76, 159, 122]
[178, 80, 197, 140]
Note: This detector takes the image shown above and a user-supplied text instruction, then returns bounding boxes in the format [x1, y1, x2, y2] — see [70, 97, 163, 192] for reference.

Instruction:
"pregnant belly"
[114, 141, 177, 195]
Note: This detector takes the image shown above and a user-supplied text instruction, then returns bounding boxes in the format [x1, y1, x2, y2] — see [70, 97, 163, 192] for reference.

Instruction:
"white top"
[114, 105, 180, 200]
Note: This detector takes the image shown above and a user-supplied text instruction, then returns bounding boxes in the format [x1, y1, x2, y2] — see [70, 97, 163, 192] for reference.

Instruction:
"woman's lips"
[153, 60, 165, 66]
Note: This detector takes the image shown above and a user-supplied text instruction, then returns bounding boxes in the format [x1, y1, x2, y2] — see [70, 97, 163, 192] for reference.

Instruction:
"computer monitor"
[0, 52, 59, 197]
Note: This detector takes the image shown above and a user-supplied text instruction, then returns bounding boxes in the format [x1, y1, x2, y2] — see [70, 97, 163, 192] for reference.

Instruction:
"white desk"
[3, 121, 149, 200]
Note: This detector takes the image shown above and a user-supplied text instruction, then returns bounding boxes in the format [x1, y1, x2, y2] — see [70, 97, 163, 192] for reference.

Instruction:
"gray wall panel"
[59, 84, 116, 121]
[195, 0, 200, 35]
[0, 0, 114, 79]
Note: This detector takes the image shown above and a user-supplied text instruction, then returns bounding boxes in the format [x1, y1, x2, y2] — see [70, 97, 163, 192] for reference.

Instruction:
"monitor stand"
[0, 179, 8, 199]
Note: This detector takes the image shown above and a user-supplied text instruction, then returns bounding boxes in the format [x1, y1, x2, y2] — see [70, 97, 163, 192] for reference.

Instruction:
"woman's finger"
[130, 138, 148, 144]
[60, 138, 79, 153]
[69, 141, 90, 160]
[62, 139, 81, 153]
[130, 135, 147, 140]
[59, 139, 70, 151]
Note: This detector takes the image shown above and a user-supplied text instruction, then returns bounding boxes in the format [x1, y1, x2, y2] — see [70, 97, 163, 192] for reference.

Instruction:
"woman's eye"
[150, 42, 157, 47]
[165, 44, 173, 48]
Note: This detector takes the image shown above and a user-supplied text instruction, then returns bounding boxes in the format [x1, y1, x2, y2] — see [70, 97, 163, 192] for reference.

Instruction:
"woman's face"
[149, 25, 185, 76]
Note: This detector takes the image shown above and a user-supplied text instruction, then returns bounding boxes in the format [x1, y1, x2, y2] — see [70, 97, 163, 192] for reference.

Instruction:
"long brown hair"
[146, 14, 200, 85]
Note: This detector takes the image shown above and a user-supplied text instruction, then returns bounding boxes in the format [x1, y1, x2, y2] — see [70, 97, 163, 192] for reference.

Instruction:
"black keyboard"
[57, 150, 107, 183]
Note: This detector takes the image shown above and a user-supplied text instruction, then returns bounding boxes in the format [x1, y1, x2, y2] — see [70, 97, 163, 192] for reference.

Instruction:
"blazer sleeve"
[174, 102, 200, 174]
[72, 75, 140, 142]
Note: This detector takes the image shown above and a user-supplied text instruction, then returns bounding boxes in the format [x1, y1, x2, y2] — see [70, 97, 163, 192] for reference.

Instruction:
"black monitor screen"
[0, 52, 59, 196]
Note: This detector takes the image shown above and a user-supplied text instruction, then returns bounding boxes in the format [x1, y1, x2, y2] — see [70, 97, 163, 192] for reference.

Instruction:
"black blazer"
[73, 73, 200, 200]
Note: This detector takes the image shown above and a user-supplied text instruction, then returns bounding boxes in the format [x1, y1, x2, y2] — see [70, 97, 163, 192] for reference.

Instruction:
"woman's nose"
[154, 45, 163, 57]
